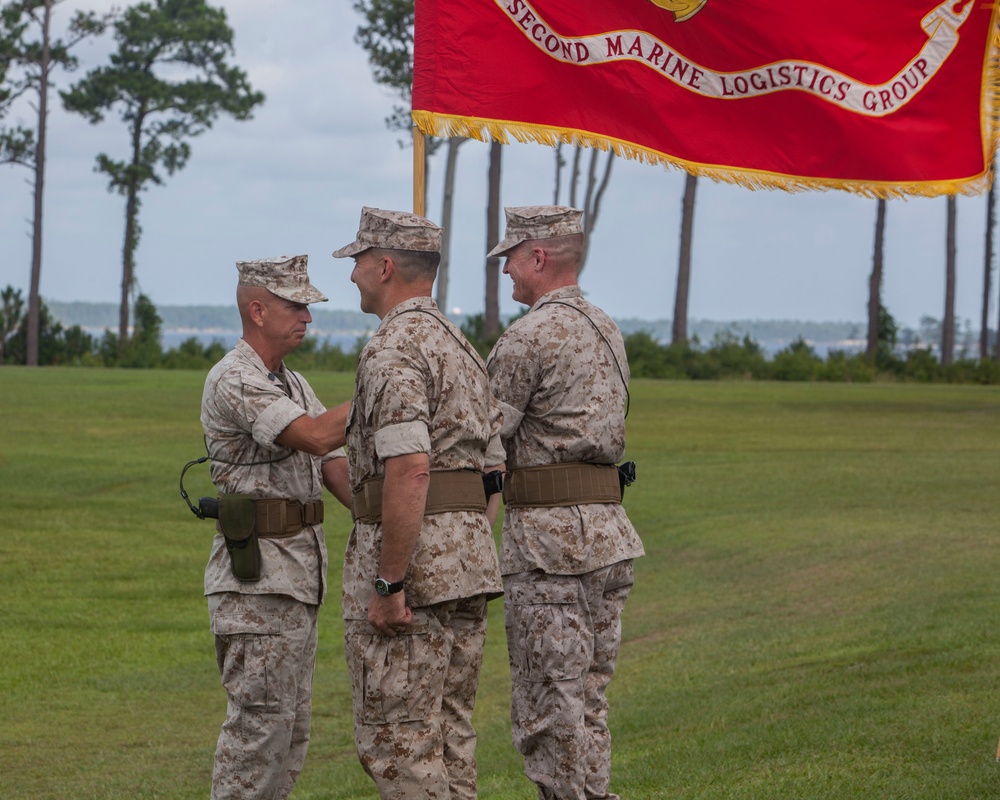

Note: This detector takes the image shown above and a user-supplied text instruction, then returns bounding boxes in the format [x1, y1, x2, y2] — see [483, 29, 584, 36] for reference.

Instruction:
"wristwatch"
[374, 577, 405, 596]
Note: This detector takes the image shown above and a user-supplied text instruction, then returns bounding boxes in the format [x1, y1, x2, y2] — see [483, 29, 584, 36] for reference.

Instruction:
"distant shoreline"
[48, 299, 965, 355]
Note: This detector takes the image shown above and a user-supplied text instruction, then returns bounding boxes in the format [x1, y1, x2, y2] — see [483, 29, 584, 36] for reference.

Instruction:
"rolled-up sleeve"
[375, 421, 431, 459]
[495, 400, 522, 439]
[486, 432, 506, 466]
[238, 371, 307, 449]
[365, 347, 433, 461]
[251, 395, 306, 448]
[322, 446, 348, 465]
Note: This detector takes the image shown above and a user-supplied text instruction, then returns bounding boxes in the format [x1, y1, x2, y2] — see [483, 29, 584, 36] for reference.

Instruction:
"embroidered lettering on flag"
[412, 0, 1000, 197]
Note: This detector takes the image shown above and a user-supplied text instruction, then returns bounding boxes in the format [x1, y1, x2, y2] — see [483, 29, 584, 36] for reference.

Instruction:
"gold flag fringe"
[413, 109, 995, 200]
[415, 12, 1000, 205]
[982, 12, 1000, 189]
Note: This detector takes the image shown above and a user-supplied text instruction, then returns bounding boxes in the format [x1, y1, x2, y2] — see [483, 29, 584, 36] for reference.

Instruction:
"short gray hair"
[371, 247, 441, 282]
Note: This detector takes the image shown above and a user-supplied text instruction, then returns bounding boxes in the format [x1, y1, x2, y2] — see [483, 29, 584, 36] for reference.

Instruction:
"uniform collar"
[236, 338, 288, 385]
[531, 284, 582, 312]
[379, 295, 438, 328]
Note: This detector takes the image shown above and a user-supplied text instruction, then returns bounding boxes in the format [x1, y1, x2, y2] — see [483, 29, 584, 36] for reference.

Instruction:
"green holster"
[219, 493, 261, 582]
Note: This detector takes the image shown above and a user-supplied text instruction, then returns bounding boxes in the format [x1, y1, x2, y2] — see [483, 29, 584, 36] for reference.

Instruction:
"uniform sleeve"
[242, 370, 307, 449]
[322, 446, 348, 464]
[364, 345, 432, 460]
[485, 391, 506, 466]
[487, 324, 538, 439]
[205, 365, 306, 450]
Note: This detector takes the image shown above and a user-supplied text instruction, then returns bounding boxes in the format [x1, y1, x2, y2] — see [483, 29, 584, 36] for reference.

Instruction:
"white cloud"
[0, 0, 994, 331]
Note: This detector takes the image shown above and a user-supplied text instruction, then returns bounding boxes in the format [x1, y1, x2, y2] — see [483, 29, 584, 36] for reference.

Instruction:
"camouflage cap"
[331, 206, 442, 258]
[236, 254, 328, 304]
[487, 205, 584, 257]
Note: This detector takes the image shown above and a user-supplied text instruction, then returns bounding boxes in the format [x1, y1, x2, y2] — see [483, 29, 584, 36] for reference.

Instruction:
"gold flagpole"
[413, 125, 426, 216]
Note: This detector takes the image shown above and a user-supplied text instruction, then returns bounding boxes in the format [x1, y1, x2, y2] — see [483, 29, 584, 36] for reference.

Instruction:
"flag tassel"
[413, 103, 999, 200]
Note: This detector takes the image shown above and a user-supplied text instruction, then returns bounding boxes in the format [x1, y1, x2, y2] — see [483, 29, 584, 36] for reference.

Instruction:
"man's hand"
[368, 591, 412, 637]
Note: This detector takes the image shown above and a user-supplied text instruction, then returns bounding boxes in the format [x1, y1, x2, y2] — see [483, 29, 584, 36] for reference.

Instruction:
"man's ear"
[248, 298, 267, 327]
[530, 246, 546, 272]
[379, 255, 395, 283]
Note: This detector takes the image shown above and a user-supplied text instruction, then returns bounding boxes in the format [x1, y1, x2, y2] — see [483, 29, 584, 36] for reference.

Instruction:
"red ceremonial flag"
[412, 0, 1000, 197]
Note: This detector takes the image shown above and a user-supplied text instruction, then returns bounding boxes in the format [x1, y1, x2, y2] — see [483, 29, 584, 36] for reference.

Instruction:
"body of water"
[160, 331, 367, 352]
[159, 330, 871, 359]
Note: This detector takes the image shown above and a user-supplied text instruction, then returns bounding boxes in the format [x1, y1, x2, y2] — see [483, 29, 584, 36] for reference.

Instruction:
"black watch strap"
[374, 577, 405, 596]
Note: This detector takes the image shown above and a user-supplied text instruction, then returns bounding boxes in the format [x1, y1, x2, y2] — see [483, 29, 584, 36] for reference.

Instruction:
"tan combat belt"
[503, 463, 621, 508]
[352, 469, 487, 524]
[254, 498, 325, 538]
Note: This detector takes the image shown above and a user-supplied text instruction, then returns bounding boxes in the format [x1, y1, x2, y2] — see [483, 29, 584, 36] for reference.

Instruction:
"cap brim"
[331, 240, 367, 259]
[487, 236, 520, 258]
[271, 285, 328, 304]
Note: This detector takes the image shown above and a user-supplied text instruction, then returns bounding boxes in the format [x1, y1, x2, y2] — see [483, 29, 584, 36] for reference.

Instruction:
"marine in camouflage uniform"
[332, 207, 505, 800]
[486, 207, 645, 800]
[201, 255, 351, 800]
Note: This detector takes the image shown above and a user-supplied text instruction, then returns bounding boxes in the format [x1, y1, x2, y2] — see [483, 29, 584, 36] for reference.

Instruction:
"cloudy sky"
[0, 0, 995, 330]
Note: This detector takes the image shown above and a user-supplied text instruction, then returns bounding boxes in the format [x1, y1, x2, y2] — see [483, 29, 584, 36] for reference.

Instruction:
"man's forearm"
[322, 457, 352, 509]
[378, 453, 430, 582]
[276, 401, 350, 456]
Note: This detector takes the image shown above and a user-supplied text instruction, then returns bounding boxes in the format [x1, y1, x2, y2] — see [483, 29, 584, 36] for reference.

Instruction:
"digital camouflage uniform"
[201, 255, 344, 800]
[342, 296, 505, 800]
[334, 209, 505, 800]
[487, 209, 644, 800]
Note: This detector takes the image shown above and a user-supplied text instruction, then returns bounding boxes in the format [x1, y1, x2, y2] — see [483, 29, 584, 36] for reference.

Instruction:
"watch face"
[374, 577, 402, 596]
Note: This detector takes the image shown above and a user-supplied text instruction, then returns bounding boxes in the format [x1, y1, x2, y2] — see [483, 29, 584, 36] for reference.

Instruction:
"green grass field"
[2, 369, 999, 799]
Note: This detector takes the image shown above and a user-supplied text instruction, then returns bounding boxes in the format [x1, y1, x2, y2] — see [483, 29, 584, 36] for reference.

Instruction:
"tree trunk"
[993, 238, 1000, 364]
[569, 145, 581, 209]
[436, 137, 465, 313]
[866, 198, 886, 361]
[553, 142, 563, 205]
[941, 196, 956, 366]
[982, 167, 995, 361]
[579, 149, 614, 276]
[484, 140, 502, 338]
[120, 194, 137, 350]
[26, 0, 53, 367]
[997, 203, 1000, 360]
[672, 173, 698, 345]
[120, 111, 147, 350]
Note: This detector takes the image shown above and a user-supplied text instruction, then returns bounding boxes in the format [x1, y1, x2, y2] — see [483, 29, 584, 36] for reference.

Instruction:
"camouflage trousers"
[504, 561, 635, 800]
[208, 592, 320, 800]
[344, 594, 490, 800]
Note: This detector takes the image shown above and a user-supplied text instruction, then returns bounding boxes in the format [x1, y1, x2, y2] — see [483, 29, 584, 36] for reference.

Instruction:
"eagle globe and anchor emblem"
[650, 0, 708, 22]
